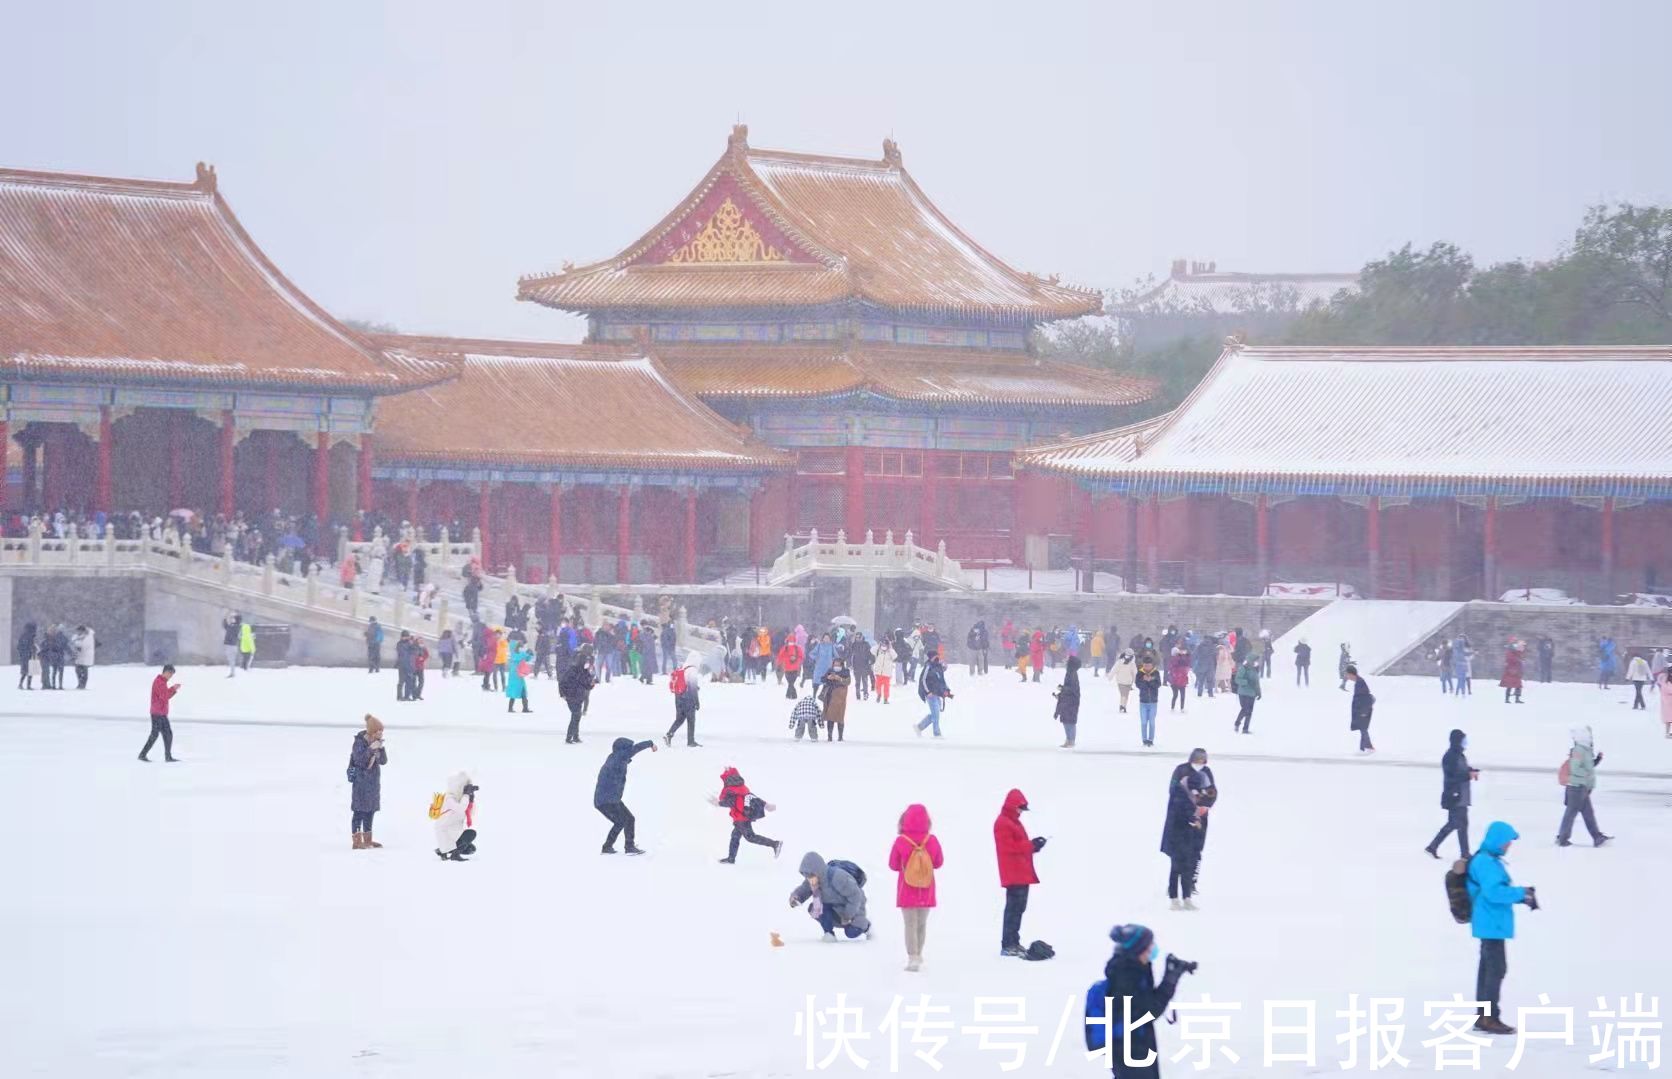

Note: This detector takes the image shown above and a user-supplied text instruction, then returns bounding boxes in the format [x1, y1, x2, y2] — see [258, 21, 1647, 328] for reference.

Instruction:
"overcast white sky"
[6, 0, 1668, 342]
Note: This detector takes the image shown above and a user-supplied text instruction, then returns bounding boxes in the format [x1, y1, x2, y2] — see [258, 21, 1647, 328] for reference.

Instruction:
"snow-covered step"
[1273, 598, 1466, 676]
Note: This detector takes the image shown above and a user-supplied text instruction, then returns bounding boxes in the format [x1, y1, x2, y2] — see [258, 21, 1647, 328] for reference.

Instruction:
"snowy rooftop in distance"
[1022, 344, 1672, 495]
[1113, 261, 1359, 316]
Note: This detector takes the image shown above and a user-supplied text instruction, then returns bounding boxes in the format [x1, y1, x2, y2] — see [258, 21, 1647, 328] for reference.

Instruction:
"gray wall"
[11, 574, 147, 663]
[1381, 602, 1672, 682]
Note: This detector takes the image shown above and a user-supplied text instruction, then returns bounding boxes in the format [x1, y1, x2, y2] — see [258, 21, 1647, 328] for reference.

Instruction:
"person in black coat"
[665, 667, 702, 747]
[1159, 755, 1214, 909]
[1426, 728, 1477, 859]
[1536, 637, 1555, 683]
[559, 655, 596, 744]
[1347, 665, 1375, 752]
[1098, 924, 1195, 1078]
[1292, 639, 1312, 686]
[15, 622, 36, 690]
[966, 620, 990, 676]
[594, 736, 656, 854]
[1054, 655, 1082, 747]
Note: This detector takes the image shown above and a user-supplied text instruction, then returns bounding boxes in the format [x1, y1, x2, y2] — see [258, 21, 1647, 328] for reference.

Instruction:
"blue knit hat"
[1109, 923, 1154, 957]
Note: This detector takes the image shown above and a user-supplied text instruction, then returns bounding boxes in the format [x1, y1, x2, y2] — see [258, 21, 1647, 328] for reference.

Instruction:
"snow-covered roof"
[1021, 344, 1672, 497]
[1113, 264, 1358, 316]
[0, 165, 450, 392]
[518, 126, 1101, 322]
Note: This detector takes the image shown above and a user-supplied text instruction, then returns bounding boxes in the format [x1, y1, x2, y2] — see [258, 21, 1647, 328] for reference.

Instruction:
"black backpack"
[827, 858, 867, 889]
[1023, 940, 1056, 961]
[743, 793, 769, 821]
[1445, 859, 1473, 924]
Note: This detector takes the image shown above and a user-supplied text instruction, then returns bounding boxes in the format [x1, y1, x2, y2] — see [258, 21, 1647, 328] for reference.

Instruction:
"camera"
[463, 783, 480, 798]
[1165, 954, 1199, 976]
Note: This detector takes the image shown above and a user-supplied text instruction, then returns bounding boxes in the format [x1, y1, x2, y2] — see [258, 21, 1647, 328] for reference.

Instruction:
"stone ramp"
[1273, 599, 1466, 676]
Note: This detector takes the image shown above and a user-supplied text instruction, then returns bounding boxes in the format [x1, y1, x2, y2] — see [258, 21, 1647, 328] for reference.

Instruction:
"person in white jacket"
[1625, 653, 1653, 710]
[71, 625, 95, 689]
[1113, 649, 1137, 714]
[432, 771, 479, 861]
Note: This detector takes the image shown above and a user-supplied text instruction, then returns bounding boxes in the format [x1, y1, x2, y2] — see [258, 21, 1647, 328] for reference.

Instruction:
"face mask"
[1147, 944, 1159, 963]
[1463, 737, 1469, 749]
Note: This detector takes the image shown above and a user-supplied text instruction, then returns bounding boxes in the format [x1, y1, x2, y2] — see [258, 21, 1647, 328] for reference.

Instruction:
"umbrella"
[279, 533, 308, 549]
[169, 508, 196, 521]
[829, 615, 858, 627]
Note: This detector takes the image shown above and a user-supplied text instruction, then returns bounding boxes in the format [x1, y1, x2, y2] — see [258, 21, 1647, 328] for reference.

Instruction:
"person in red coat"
[777, 639, 805, 699]
[994, 788, 1046, 957]
[139, 664, 180, 762]
[1167, 647, 1191, 711]
[1028, 631, 1046, 684]
[713, 766, 782, 864]
[888, 803, 945, 972]
[1499, 641, 1525, 704]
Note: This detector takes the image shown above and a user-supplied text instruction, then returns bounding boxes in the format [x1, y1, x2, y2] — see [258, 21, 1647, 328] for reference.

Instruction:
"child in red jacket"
[712, 766, 783, 864]
[888, 803, 944, 972]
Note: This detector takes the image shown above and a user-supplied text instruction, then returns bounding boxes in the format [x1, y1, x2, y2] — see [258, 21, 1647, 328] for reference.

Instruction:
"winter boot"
[1595, 835, 1613, 847]
[352, 833, 367, 850]
[821, 932, 839, 943]
[1181, 898, 1199, 911]
[624, 844, 646, 856]
[1473, 1016, 1515, 1036]
[718, 857, 736, 864]
[1424, 845, 1440, 859]
[1000, 945, 1026, 958]
[365, 833, 383, 849]
[1169, 898, 1183, 911]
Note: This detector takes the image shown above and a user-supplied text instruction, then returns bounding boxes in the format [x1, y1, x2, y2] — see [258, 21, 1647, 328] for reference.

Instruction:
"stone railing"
[767, 529, 970, 588]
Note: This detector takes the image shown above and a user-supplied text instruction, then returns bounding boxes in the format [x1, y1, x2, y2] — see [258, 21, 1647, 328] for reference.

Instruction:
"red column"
[21, 435, 37, 512]
[683, 487, 698, 583]
[1600, 496, 1615, 601]
[1072, 486, 1093, 591]
[616, 487, 632, 583]
[1145, 495, 1161, 589]
[313, 431, 330, 530]
[1123, 495, 1139, 592]
[0, 419, 8, 519]
[405, 480, 420, 523]
[919, 458, 936, 548]
[747, 485, 763, 565]
[477, 484, 493, 571]
[167, 413, 185, 509]
[1482, 497, 1498, 600]
[356, 438, 374, 534]
[547, 485, 563, 583]
[94, 406, 113, 514]
[218, 411, 236, 518]
[843, 446, 866, 538]
[1255, 494, 1271, 593]
[1366, 496, 1381, 599]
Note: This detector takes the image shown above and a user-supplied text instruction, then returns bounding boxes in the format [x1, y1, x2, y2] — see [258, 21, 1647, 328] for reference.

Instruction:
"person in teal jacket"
[505, 643, 533, 714]
[1466, 821, 1539, 1035]
[1231, 657, 1262, 733]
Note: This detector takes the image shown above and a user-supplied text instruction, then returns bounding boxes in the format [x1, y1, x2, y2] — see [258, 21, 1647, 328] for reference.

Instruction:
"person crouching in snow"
[712, 766, 783, 863]
[888, 804, 944, 972]
[789, 691, 822, 742]
[431, 772, 479, 861]
[788, 852, 872, 941]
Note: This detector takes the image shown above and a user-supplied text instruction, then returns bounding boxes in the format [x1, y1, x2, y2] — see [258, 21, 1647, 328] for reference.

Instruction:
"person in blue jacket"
[1465, 821, 1539, 1035]
[594, 737, 657, 854]
[1597, 636, 1618, 689]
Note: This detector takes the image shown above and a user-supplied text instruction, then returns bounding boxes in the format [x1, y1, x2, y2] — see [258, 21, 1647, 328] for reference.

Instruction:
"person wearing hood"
[1467, 821, 1539, 1035]
[1166, 646, 1190, 711]
[1426, 729, 1478, 859]
[1293, 637, 1312, 687]
[1499, 641, 1525, 704]
[1054, 656, 1083, 748]
[1597, 636, 1617, 689]
[238, 618, 255, 671]
[888, 803, 944, 971]
[349, 714, 388, 849]
[1231, 656, 1261, 733]
[713, 766, 782, 864]
[1626, 651, 1652, 710]
[994, 788, 1046, 957]
[1191, 636, 1217, 698]
[1257, 627, 1273, 677]
[1556, 727, 1611, 847]
[558, 654, 596, 744]
[1088, 628, 1107, 676]
[820, 656, 853, 742]
[1160, 752, 1214, 910]
[788, 852, 871, 941]
[594, 736, 656, 855]
[967, 620, 990, 676]
[809, 632, 837, 689]
[1535, 635, 1555, 683]
[71, 624, 96, 689]
[1113, 649, 1137, 713]
[914, 654, 953, 737]
[1094, 923, 1196, 1077]
[1346, 666, 1376, 752]
[1028, 630, 1046, 683]
[777, 636, 805, 699]
[432, 771, 479, 861]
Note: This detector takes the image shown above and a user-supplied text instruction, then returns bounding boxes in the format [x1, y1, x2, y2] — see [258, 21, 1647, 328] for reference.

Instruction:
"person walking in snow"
[1257, 627, 1273, 677]
[1134, 654, 1162, 746]
[1337, 642, 1353, 690]
[559, 654, 595, 744]
[348, 714, 388, 849]
[431, 772, 479, 861]
[364, 616, 384, 675]
[594, 736, 656, 855]
[967, 620, 990, 676]
[1160, 755, 1214, 910]
[1292, 637, 1312, 687]
[238, 618, 255, 671]
[1191, 635, 1216, 698]
[819, 656, 852, 742]
[1166, 646, 1189, 712]
[1597, 636, 1617, 689]
[1425, 729, 1477, 859]
[1626, 652, 1652, 710]
[1095, 924, 1198, 1078]
[1113, 648, 1136, 713]
[1556, 726, 1611, 848]
[664, 664, 701, 747]
[889, 803, 944, 972]
[505, 639, 533, 713]
[712, 766, 782, 863]
[915, 654, 953, 737]
[777, 637, 804, 699]
[994, 788, 1045, 957]
[1662, 664, 1672, 737]
[788, 852, 872, 941]
[1466, 821, 1539, 1035]
[15, 622, 36, 690]
[1434, 640, 1454, 694]
[139, 664, 180, 762]
[1028, 630, 1046, 684]
[1346, 665, 1375, 752]
[1535, 636, 1555, 683]
[1452, 636, 1475, 696]
[221, 612, 242, 678]
[1054, 656, 1082, 748]
[1499, 640, 1525, 703]
[1231, 655, 1261, 733]
[1213, 637, 1233, 693]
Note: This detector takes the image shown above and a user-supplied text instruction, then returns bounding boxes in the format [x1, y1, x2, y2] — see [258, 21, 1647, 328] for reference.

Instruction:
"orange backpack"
[903, 840, 935, 889]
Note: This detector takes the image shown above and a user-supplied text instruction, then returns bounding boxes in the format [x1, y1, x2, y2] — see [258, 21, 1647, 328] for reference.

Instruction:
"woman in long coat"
[1499, 641, 1525, 704]
[349, 714, 388, 849]
[1214, 640, 1234, 693]
[820, 658, 852, 742]
[1053, 656, 1082, 747]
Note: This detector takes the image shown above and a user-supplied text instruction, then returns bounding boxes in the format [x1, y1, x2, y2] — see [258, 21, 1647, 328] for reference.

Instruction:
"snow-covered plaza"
[5, 659, 1666, 1077]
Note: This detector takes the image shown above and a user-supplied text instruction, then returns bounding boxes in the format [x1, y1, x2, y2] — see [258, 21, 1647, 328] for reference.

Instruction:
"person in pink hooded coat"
[887, 803, 944, 972]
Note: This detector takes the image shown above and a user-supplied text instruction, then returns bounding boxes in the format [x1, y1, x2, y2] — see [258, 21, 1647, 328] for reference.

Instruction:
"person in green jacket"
[238, 620, 256, 670]
[1232, 656, 1262, 733]
[1556, 726, 1612, 847]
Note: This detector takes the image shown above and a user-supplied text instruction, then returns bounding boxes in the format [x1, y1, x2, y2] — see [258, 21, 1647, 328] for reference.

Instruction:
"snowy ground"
[5, 658, 1669, 1078]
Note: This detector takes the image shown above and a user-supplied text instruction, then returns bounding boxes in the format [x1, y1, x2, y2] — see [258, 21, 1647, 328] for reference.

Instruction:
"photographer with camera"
[432, 771, 480, 862]
[1465, 820, 1538, 1035]
[1091, 923, 1197, 1077]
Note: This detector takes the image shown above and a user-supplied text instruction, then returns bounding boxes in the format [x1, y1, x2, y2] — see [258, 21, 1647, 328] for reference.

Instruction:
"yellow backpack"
[428, 792, 446, 820]
[903, 840, 935, 889]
